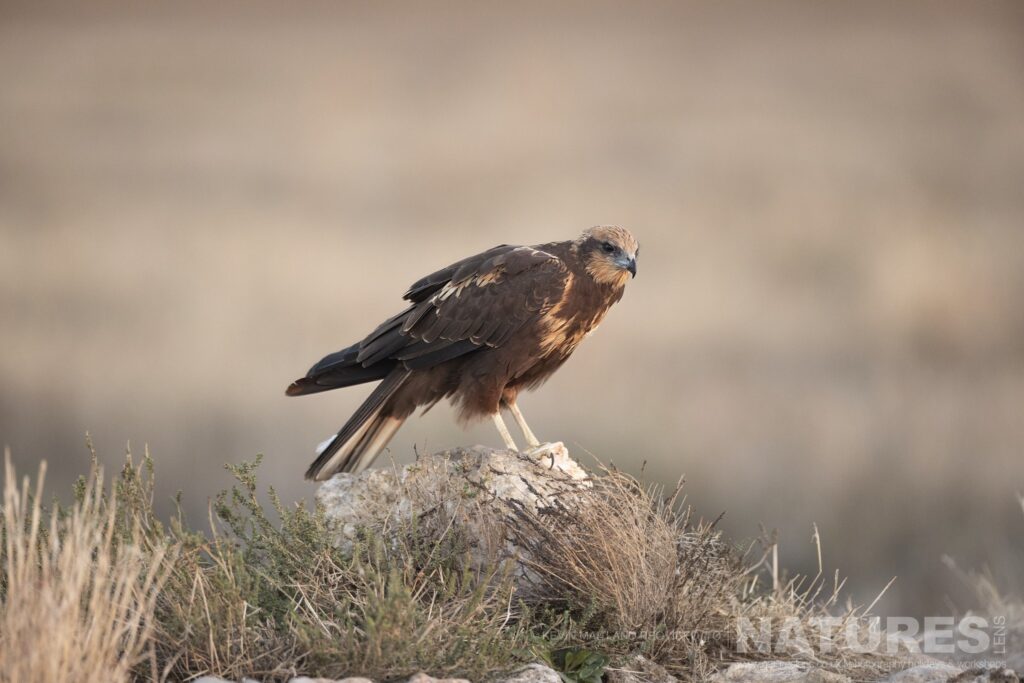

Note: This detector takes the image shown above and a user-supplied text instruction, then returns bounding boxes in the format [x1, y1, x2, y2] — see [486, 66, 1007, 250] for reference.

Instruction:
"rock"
[317, 442, 590, 588]
[289, 678, 375, 683]
[710, 661, 850, 683]
[949, 668, 1020, 683]
[882, 661, 962, 682]
[404, 673, 471, 683]
[605, 654, 677, 683]
[491, 663, 563, 683]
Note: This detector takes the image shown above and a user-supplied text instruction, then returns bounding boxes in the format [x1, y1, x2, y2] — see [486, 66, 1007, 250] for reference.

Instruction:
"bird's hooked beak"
[617, 253, 638, 277]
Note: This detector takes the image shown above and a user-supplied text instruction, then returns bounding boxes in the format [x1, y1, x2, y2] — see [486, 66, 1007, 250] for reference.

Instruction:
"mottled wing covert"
[356, 246, 568, 369]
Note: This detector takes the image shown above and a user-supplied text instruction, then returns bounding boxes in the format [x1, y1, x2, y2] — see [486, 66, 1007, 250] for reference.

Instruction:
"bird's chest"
[537, 303, 611, 360]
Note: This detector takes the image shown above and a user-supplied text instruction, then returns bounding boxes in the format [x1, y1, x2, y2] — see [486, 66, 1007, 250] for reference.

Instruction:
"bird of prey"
[287, 225, 639, 481]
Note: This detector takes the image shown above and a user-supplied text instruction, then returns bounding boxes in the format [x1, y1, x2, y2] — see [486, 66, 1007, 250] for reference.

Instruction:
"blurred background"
[1, 0, 1022, 619]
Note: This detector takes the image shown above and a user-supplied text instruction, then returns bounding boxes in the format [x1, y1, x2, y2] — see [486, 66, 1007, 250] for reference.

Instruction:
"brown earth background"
[1, 0, 1023, 618]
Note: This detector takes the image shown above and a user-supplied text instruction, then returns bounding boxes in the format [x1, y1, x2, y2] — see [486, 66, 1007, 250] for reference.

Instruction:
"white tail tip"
[315, 435, 337, 456]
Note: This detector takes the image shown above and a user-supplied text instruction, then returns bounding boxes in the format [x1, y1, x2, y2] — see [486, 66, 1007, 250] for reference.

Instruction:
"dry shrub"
[941, 494, 1024, 661]
[507, 464, 893, 680]
[507, 467, 741, 676]
[0, 445, 904, 682]
[510, 468, 736, 639]
[730, 529, 899, 681]
[147, 456, 529, 682]
[0, 455, 168, 683]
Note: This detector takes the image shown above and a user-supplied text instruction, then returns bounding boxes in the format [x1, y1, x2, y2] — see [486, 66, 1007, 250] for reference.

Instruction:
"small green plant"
[547, 647, 609, 683]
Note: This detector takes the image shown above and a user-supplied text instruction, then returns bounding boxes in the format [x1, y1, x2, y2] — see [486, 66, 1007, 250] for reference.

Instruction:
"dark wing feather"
[288, 244, 568, 397]
[286, 363, 394, 396]
[398, 339, 480, 370]
[358, 245, 568, 370]
[402, 245, 511, 302]
[287, 342, 395, 396]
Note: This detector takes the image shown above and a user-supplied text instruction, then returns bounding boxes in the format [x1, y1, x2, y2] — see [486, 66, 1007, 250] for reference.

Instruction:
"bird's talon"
[521, 442, 558, 467]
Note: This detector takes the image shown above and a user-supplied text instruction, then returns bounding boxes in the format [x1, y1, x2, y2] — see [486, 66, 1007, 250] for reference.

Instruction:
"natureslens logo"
[735, 615, 1008, 657]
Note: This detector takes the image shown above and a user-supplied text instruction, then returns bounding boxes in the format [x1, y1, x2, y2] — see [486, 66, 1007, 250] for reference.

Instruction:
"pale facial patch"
[579, 225, 638, 287]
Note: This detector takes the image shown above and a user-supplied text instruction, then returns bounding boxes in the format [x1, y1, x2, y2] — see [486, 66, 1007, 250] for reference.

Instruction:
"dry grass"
[509, 470, 737, 659]
[941, 495, 1024, 664]
[0, 453, 168, 683]
[506, 465, 897, 680]
[123, 455, 530, 682]
[0, 446, 907, 682]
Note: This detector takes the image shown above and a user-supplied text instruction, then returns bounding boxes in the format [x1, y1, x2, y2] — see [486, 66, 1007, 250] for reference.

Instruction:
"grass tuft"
[0, 446, 907, 682]
[504, 464, 897, 680]
[0, 452, 168, 683]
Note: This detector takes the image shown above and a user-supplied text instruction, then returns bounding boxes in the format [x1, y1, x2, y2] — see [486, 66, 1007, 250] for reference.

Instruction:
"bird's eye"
[601, 241, 616, 254]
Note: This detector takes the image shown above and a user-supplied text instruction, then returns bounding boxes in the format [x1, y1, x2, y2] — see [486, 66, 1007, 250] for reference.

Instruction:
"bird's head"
[578, 225, 639, 287]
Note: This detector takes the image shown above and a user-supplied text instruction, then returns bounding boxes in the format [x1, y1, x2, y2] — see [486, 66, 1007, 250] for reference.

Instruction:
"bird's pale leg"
[507, 400, 541, 448]
[491, 412, 519, 451]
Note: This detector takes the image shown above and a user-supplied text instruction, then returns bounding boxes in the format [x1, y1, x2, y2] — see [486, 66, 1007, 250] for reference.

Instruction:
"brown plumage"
[288, 225, 639, 480]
